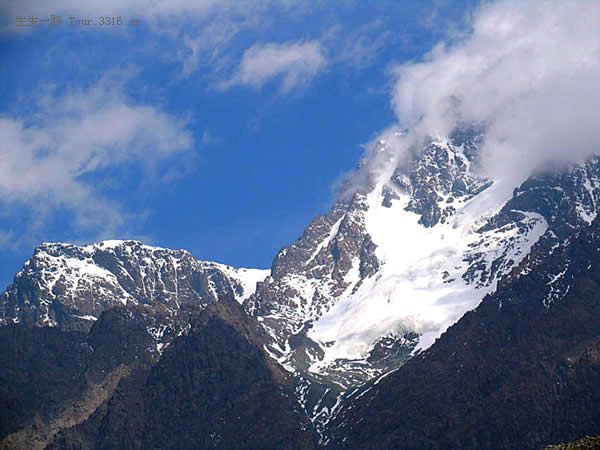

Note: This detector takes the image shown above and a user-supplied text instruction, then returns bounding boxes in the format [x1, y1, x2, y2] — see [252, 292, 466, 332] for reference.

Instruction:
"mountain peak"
[1, 240, 269, 331]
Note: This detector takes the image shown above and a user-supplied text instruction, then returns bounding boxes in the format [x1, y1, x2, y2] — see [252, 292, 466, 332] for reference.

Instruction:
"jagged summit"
[0, 239, 269, 330]
[244, 128, 600, 426]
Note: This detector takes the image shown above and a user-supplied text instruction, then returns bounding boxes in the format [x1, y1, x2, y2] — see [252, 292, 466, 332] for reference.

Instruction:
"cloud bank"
[0, 73, 193, 241]
[222, 41, 327, 92]
[388, 0, 600, 180]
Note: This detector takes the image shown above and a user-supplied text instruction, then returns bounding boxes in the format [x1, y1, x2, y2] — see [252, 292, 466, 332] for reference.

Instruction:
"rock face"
[0, 326, 91, 444]
[326, 216, 600, 450]
[139, 298, 316, 450]
[393, 128, 491, 227]
[1, 298, 317, 450]
[0, 305, 159, 450]
[0, 240, 268, 331]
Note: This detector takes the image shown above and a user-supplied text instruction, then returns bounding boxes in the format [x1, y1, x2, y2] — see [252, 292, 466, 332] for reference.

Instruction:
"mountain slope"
[0, 304, 159, 450]
[47, 298, 317, 450]
[326, 215, 600, 450]
[0, 299, 318, 450]
[245, 128, 600, 425]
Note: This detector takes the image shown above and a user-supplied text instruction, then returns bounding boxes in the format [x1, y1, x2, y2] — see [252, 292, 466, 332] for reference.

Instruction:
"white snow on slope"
[308, 174, 547, 368]
[218, 265, 270, 303]
[34, 244, 134, 306]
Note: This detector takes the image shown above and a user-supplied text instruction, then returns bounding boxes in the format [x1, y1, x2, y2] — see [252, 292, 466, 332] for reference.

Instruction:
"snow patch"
[308, 174, 546, 367]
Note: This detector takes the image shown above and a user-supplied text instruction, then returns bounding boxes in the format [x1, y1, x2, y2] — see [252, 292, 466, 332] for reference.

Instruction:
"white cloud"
[388, 0, 600, 180]
[0, 72, 193, 242]
[1, 0, 430, 95]
[1, 0, 324, 88]
[222, 41, 327, 92]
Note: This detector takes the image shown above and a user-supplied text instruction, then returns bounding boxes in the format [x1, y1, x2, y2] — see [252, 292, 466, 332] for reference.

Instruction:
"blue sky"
[0, 1, 479, 288]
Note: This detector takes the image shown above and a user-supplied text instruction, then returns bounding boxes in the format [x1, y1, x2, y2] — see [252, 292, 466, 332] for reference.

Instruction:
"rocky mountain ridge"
[244, 129, 600, 426]
[0, 240, 268, 332]
[2, 127, 600, 447]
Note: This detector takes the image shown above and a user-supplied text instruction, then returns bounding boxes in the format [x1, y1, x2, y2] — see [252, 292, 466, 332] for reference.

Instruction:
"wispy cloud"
[179, 21, 240, 79]
[0, 71, 193, 245]
[323, 20, 392, 70]
[221, 41, 327, 93]
[1, 1, 452, 97]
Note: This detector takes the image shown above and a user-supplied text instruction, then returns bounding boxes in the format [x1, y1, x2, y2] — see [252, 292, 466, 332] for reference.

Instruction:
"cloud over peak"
[389, 0, 600, 179]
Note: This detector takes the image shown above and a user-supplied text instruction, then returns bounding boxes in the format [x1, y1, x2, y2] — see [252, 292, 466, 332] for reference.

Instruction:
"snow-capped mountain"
[1, 126, 600, 435]
[0, 240, 269, 331]
[245, 126, 600, 425]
